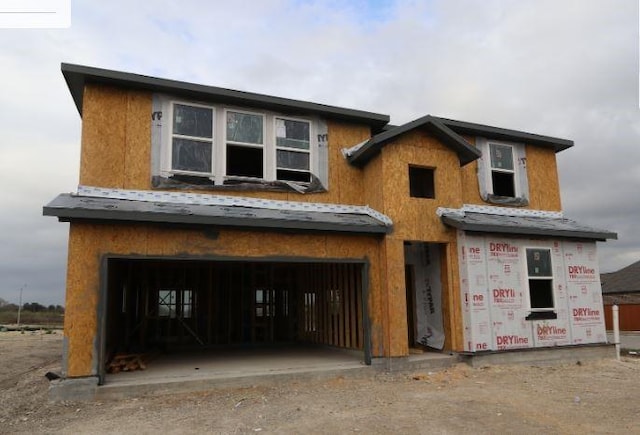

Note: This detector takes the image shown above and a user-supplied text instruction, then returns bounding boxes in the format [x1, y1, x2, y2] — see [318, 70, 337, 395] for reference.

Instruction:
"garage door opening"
[101, 258, 368, 381]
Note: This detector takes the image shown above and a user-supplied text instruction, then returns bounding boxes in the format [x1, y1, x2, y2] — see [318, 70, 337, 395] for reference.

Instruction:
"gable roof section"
[61, 63, 390, 132]
[43, 186, 393, 235]
[438, 205, 617, 241]
[600, 260, 640, 294]
[345, 115, 482, 167]
[345, 115, 573, 168]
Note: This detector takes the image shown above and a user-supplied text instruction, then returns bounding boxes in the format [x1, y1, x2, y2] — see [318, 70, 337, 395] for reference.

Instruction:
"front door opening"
[404, 242, 445, 351]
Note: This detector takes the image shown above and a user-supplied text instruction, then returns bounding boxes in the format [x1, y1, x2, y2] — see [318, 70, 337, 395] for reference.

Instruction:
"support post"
[612, 304, 620, 361]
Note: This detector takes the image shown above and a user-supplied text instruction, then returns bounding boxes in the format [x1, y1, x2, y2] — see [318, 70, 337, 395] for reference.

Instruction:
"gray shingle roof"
[345, 115, 573, 168]
[43, 193, 392, 235]
[440, 211, 617, 241]
[600, 260, 640, 294]
[61, 63, 389, 132]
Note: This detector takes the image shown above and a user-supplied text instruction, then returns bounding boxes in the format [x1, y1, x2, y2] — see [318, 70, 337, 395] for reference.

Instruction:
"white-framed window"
[225, 109, 265, 179]
[154, 96, 327, 188]
[489, 143, 516, 197]
[275, 116, 312, 183]
[525, 248, 555, 313]
[476, 138, 529, 205]
[169, 102, 215, 176]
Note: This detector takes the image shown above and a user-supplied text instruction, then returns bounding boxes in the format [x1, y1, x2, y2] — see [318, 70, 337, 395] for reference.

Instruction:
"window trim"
[476, 137, 529, 206]
[274, 115, 314, 183]
[166, 101, 216, 178]
[524, 247, 556, 317]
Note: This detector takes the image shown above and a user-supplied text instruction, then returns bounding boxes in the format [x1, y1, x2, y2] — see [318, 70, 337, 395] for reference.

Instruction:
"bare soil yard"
[1, 330, 639, 434]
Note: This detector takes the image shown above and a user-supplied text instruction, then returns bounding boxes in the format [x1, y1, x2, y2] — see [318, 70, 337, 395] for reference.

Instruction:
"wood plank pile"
[107, 353, 147, 373]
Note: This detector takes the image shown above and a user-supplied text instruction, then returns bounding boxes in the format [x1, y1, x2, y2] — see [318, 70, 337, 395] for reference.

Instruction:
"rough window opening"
[409, 166, 435, 199]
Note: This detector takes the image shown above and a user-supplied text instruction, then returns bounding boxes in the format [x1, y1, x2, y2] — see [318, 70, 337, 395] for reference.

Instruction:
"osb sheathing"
[79, 84, 373, 208]
[80, 85, 151, 189]
[64, 223, 385, 377]
[349, 130, 469, 355]
[460, 143, 562, 211]
[524, 145, 562, 211]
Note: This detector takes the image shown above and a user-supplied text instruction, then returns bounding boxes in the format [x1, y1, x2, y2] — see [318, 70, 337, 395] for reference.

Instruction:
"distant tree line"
[0, 297, 64, 313]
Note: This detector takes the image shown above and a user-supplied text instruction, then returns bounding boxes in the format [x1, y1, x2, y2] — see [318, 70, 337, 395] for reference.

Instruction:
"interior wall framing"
[98, 254, 371, 383]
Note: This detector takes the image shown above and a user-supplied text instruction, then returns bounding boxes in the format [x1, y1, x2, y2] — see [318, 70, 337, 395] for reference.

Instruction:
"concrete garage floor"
[97, 346, 456, 400]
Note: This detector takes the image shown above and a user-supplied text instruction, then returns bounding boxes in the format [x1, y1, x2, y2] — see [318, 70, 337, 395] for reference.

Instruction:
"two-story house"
[45, 63, 616, 396]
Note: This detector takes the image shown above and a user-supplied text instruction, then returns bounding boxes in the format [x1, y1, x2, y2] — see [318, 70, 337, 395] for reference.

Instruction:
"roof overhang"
[440, 209, 617, 241]
[345, 115, 573, 168]
[61, 63, 390, 132]
[43, 187, 393, 235]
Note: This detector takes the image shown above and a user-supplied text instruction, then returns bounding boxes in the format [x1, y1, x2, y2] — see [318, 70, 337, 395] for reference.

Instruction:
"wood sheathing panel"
[460, 140, 562, 211]
[525, 145, 562, 211]
[80, 85, 127, 187]
[123, 91, 152, 189]
[377, 130, 466, 354]
[64, 222, 383, 376]
[80, 85, 152, 189]
[322, 120, 368, 205]
[440, 241, 463, 351]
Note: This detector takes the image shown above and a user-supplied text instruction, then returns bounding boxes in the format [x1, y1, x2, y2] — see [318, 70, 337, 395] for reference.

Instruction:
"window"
[409, 166, 435, 198]
[490, 143, 515, 197]
[170, 103, 214, 175]
[158, 289, 193, 319]
[226, 110, 264, 178]
[276, 117, 311, 182]
[525, 248, 556, 319]
[157, 97, 327, 188]
[476, 138, 529, 206]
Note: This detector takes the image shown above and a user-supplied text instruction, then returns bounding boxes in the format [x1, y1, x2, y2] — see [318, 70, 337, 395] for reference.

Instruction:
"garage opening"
[102, 258, 366, 380]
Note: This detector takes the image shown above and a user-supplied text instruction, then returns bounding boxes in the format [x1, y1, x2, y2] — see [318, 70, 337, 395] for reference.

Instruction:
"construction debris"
[107, 354, 148, 373]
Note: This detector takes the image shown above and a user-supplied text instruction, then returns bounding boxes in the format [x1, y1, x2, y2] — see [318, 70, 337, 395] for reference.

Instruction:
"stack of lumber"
[107, 353, 147, 373]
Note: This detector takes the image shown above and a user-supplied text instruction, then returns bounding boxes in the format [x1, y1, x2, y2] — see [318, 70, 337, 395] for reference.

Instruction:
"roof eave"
[436, 117, 574, 153]
[43, 195, 392, 235]
[61, 63, 390, 130]
[441, 215, 617, 241]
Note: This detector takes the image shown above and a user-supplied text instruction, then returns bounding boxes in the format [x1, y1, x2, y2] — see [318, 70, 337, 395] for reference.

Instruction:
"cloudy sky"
[0, 0, 637, 306]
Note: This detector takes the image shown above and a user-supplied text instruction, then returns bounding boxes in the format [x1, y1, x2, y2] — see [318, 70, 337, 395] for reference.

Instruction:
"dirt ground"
[1, 330, 639, 434]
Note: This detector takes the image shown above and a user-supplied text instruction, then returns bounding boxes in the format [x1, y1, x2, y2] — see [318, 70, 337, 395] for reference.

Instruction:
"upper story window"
[477, 138, 529, 206]
[276, 117, 311, 183]
[171, 103, 214, 175]
[153, 96, 329, 191]
[489, 143, 516, 197]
